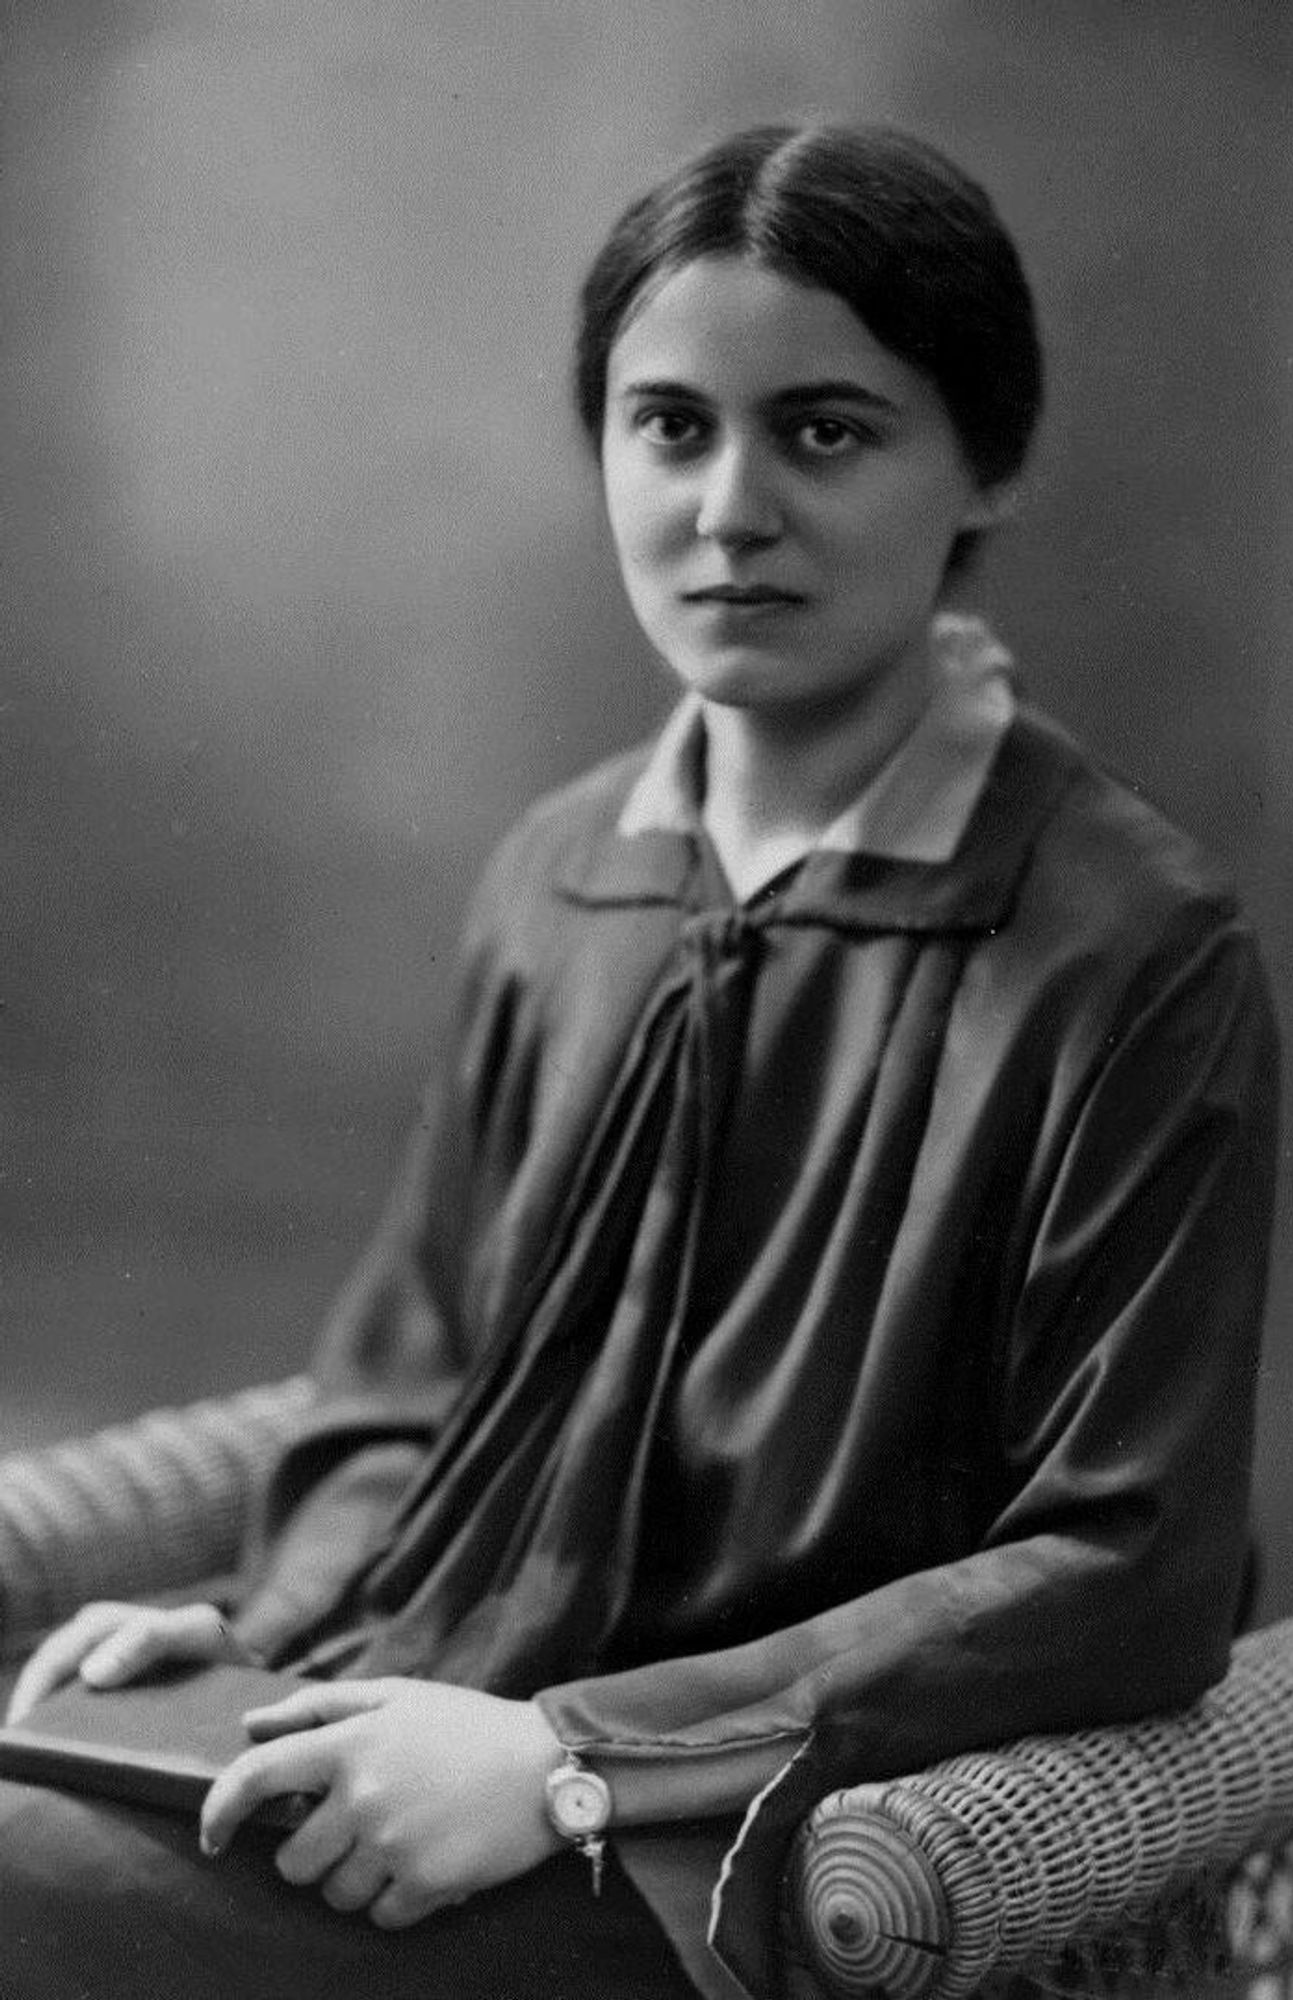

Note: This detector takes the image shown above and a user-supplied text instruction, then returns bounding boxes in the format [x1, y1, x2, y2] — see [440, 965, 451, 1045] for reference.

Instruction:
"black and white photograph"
[3, 5, 1291, 1995]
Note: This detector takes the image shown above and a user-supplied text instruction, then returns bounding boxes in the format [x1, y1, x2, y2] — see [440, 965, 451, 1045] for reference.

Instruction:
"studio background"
[5, 4, 1292, 1610]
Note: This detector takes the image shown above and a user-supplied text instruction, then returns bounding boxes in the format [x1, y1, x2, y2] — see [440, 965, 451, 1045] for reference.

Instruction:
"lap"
[0, 1778, 698, 2000]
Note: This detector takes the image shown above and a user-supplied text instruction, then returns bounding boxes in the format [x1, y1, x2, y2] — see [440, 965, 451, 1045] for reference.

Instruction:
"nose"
[694, 436, 782, 548]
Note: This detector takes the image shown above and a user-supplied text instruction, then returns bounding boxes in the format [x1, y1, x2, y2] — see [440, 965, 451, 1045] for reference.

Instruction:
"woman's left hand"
[199, 1678, 567, 1927]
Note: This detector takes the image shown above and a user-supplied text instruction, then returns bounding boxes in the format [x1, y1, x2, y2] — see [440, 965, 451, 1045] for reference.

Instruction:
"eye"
[792, 415, 873, 458]
[632, 406, 708, 451]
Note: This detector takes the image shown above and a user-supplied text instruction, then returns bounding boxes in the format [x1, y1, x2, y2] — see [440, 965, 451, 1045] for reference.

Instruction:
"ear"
[959, 477, 1022, 535]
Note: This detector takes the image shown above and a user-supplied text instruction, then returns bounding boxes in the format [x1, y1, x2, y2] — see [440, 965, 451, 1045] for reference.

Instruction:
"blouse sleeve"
[231, 859, 507, 1656]
[228, 1078, 475, 1657]
[531, 909, 1279, 1994]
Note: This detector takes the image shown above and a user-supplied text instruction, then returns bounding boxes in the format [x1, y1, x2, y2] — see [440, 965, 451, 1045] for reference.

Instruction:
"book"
[0, 1661, 319, 1828]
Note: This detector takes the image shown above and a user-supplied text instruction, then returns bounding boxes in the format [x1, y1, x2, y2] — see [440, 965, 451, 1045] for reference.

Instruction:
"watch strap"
[544, 1753, 612, 1896]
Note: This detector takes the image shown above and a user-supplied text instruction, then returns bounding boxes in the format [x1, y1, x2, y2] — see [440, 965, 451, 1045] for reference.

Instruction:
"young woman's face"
[601, 256, 1007, 717]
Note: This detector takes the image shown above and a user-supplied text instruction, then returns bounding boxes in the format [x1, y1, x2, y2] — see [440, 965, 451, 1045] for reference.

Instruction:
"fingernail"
[199, 1829, 223, 1859]
[80, 1658, 115, 1685]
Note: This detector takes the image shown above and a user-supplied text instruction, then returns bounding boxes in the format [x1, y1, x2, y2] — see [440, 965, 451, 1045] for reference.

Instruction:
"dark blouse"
[235, 704, 1278, 2000]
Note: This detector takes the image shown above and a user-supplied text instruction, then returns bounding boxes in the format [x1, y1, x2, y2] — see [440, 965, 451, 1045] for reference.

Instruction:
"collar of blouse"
[558, 614, 1077, 938]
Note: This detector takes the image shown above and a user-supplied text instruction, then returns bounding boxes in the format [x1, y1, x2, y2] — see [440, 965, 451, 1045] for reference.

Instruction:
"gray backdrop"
[5, 1, 1292, 1610]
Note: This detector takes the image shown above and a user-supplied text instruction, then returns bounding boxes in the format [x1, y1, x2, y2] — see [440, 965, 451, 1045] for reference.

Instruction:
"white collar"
[617, 614, 1016, 879]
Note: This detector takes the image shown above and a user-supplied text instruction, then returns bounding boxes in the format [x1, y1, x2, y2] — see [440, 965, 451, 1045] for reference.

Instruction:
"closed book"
[0, 1662, 316, 1827]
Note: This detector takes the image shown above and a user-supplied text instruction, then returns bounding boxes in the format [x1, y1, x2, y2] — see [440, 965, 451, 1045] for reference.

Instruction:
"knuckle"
[348, 1777, 383, 1818]
[326, 1770, 356, 1813]
[207, 1762, 255, 1817]
[234, 1749, 276, 1797]
[113, 1618, 155, 1652]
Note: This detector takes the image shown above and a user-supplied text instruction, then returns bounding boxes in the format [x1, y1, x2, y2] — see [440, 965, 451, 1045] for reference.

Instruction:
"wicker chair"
[1, 1377, 1292, 1999]
[784, 1620, 1293, 1998]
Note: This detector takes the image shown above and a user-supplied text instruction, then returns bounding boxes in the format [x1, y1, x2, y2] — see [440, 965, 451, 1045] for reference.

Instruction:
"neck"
[699, 633, 936, 875]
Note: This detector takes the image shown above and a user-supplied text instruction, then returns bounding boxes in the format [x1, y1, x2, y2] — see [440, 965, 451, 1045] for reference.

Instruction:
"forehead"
[606, 255, 925, 406]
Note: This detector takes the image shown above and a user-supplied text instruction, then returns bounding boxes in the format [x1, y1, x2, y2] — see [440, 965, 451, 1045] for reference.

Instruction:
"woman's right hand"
[5, 1600, 256, 1725]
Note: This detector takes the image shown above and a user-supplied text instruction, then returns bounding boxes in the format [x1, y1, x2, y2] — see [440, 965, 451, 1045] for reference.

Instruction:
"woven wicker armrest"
[0, 1377, 317, 1658]
[787, 1618, 1293, 1999]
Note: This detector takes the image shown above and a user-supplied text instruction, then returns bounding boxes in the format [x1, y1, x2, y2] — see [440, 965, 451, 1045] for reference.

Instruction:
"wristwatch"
[544, 1754, 613, 1895]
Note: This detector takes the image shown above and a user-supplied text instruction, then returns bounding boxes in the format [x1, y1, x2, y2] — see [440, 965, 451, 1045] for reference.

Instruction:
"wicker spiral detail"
[790, 1619, 1293, 1999]
[791, 1797, 950, 2000]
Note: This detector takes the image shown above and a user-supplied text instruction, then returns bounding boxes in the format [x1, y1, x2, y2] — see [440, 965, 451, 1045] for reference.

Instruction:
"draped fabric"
[341, 902, 767, 1691]
[0, 632, 1275, 2000]
[229, 703, 1279, 2000]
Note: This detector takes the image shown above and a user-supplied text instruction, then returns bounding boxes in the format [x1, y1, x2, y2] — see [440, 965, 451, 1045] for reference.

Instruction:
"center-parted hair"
[575, 123, 1043, 495]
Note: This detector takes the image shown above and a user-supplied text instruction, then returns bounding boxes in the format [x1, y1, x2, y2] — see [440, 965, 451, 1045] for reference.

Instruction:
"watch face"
[547, 1766, 611, 1837]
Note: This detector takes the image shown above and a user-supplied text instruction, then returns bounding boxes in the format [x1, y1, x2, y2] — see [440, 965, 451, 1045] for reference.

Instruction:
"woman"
[2, 123, 1278, 2000]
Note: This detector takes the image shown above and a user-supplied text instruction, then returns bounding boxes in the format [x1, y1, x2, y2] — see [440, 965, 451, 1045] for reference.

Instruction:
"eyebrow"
[772, 381, 901, 415]
[616, 377, 902, 416]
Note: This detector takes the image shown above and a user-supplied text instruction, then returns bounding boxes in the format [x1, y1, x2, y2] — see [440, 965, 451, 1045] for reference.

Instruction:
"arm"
[230, 886, 500, 1658]
[529, 914, 1279, 1985]
[138, 895, 1270, 1990]
[189, 904, 1279, 1958]
[226, 790, 632, 1663]
[224, 1109, 469, 1663]
[177, 901, 1276, 1971]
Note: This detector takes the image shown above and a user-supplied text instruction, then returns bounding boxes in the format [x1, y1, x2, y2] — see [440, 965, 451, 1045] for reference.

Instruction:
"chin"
[665, 646, 801, 709]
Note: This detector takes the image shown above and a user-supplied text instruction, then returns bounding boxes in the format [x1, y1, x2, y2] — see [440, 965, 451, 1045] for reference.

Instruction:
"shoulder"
[997, 705, 1272, 1046]
[497, 747, 652, 874]
[460, 744, 654, 949]
[1011, 705, 1244, 947]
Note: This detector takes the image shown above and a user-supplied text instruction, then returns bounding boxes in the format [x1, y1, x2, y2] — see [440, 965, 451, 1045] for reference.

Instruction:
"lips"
[682, 584, 806, 605]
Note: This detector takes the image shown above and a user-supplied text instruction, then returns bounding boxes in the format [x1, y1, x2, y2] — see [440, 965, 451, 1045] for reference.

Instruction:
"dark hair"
[576, 122, 1043, 501]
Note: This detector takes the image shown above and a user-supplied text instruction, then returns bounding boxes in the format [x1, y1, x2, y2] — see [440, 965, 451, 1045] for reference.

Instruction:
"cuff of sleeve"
[532, 1690, 809, 1825]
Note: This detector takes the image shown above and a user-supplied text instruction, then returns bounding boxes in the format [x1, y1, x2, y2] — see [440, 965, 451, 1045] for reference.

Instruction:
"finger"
[369, 1879, 445, 1930]
[201, 1737, 336, 1857]
[273, 1799, 356, 1886]
[81, 1603, 232, 1688]
[7, 1603, 137, 1723]
[242, 1682, 389, 1740]
[320, 1846, 392, 1915]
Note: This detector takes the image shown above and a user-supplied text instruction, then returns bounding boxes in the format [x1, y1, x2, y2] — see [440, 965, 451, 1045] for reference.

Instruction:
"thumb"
[241, 1679, 391, 1739]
